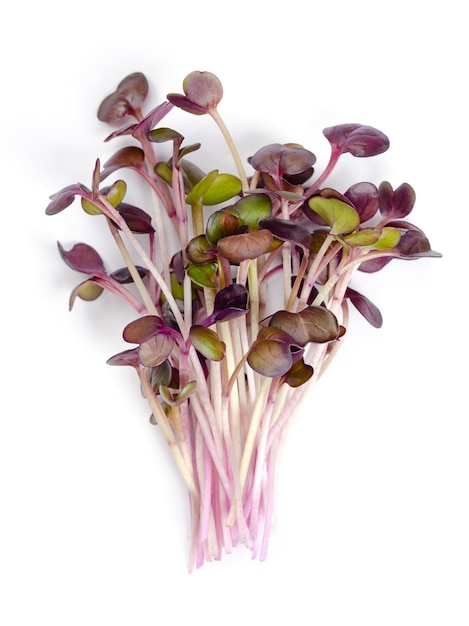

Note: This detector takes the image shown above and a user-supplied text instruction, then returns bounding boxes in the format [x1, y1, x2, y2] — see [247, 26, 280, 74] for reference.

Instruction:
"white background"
[1, 1, 467, 624]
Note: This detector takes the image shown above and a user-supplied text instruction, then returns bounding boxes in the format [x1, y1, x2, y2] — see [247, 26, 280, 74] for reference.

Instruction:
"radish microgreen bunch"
[46, 71, 441, 571]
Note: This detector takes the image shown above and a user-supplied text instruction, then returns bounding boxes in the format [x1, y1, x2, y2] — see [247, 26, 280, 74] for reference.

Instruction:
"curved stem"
[304, 149, 341, 199]
[97, 192, 189, 337]
[107, 220, 158, 314]
[209, 107, 249, 192]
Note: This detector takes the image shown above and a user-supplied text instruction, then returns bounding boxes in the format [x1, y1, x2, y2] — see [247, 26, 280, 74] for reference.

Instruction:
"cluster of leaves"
[46, 71, 440, 569]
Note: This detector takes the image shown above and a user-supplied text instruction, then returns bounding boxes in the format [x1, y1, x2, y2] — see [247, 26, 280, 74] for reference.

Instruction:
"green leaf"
[283, 358, 314, 387]
[235, 193, 272, 227]
[105, 180, 127, 207]
[185, 169, 219, 205]
[160, 381, 197, 406]
[206, 208, 240, 244]
[81, 197, 103, 215]
[189, 326, 226, 361]
[308, 196, 360, 235]
[180, 159, 206, 190]
[177, 143, 201, 163]
[187, 262, 218, 288]
[343, 229, 382, 247]
[151, 360, 173, 390]
[69, 280, 103, 310]
[149, 127, 184, 143]
[169, 272, 185, 300]
[202, 173, 242, 206]
[154, 162, 173, 185]
[372, 227, 401, 250]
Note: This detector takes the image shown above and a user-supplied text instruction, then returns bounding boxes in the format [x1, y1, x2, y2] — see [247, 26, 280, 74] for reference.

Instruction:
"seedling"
[46, 71, 441, 570]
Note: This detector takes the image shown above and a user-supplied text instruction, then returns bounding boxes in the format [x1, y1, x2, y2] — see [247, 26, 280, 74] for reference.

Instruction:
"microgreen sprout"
[46, 70, 441, 571]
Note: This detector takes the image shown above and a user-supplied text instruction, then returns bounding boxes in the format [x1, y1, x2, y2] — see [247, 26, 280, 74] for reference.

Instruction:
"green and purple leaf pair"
[356, 181, 442, 272]
[58, 241, 148, 310]
[186, 169, 242, 206]
[358, 228, 442, 273]
[307, 195, 360, 235]
[188, 284, 249, 361]
[204, 194, 272, 245]
[58, 241, 105, 275]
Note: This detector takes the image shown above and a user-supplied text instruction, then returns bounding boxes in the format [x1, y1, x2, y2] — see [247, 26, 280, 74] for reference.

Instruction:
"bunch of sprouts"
[46, 71, 440, 570]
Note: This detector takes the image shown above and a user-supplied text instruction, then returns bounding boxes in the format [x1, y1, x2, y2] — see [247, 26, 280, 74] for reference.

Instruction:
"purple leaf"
[247, 327, 304, 377]
[379, 181, 416, 219]
[165, 94, 207, 115]
[269, 306, 340, 346]
[46, 184, 87, 215]
[209, 283, 249, 323]
[110, 266, 149, 284]
[131, 101, 174, 142]
[259, 217, 312, 250]
[138, 334, 175, 367]
[214, 283, 248, 312]
[106, 348, 140, 368]
[167, 71, 223, 115]
[217, 229, 274, 263]
[123, 315, 166, 344]
[344, 182, 379, 223]
[103, 123, 138, 142]
[114, 203, 155, 234]
[357, 256, 392, 273]
[345, 287, 383, 328]
[57, 241, 106, 274]
[395, 230, 442, 259]
[100, 147, 145, 180]
[170, 251, 185, 283]
[250, 143, 316, 180]
[323, 123, 390, 158]
[97, 72, 149, 123]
